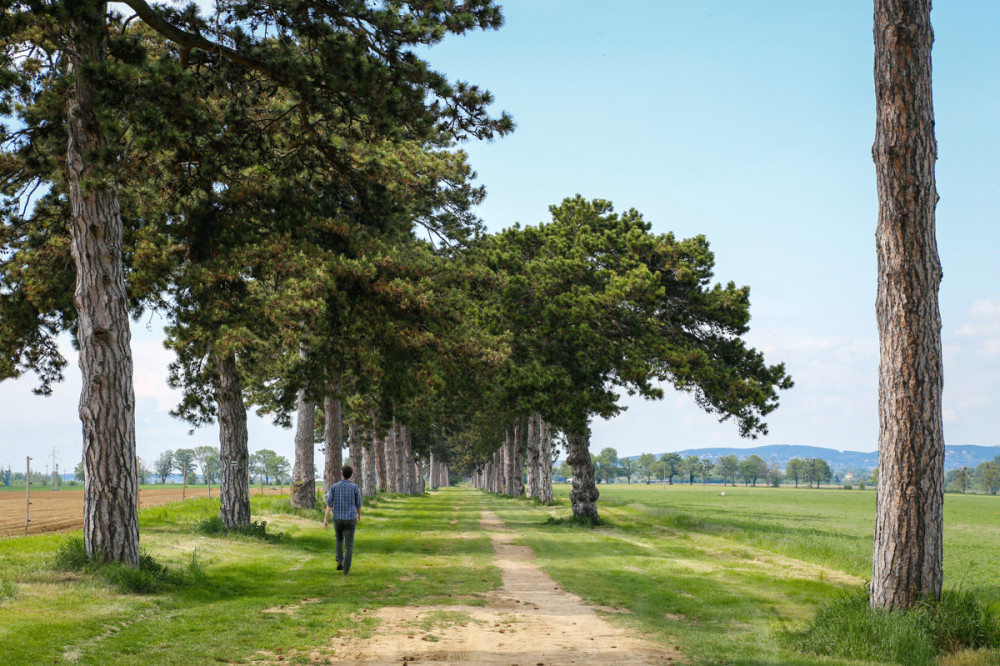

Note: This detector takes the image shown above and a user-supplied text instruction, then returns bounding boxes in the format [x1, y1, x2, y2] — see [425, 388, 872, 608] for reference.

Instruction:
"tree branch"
[118, 0, 296, 88]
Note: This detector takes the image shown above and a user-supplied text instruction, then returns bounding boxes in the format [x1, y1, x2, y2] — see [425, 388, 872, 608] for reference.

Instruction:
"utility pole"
[51, 446, 60, 490]
[25, 456, 32, 536]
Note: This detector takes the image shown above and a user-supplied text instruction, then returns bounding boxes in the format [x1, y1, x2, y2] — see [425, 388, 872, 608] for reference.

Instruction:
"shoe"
[343, 569, 350, 576]
[336, 561, 343, 571]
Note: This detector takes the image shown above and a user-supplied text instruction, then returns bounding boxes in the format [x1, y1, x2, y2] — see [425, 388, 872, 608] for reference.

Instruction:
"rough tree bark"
[67, 4, 140, 565]
[348, 423, 364, 494]
[215, 352, 250, 527]
[391, 419, 405, 493]
[384, 421, 398, 493]
[494, 449, 502, 493]
[502, 431, 512, 495]
[511, 418, 525, 497]
[290, 389, 316, 508]
[401, 425, 414, 494]
[323, 396, 343, 496]
[362, 435, 377, 496]
[566, 428, 599, 521]
[870, 0, 944, 611]
[525, 414, 540, 499]
[539, 418, 554, 504]
[374, 428, 387, 492]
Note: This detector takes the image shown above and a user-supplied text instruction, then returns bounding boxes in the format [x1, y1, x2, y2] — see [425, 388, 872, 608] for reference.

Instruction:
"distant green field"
[1, 484, 997, 664]
[484, 483, 1000, 664]
[565, 483, 1000, 596]
[0, 489, 500, 665]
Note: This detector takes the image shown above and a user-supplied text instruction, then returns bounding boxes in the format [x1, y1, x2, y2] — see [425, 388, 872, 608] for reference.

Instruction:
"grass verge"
[52, 537, 198, 593]
[0, 487, 498, 665]
[482, 483, 1000, 665]
[793, 588, 1000, 664]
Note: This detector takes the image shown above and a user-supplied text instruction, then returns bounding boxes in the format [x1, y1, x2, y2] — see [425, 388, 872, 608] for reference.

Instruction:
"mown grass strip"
[483, 483, 1000, 665]
[0, 487, 499, 665]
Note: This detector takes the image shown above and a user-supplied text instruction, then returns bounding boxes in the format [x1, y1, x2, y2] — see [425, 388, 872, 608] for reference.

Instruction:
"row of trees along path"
[1, 1, 509, 563]
[1, 0, 949, 615]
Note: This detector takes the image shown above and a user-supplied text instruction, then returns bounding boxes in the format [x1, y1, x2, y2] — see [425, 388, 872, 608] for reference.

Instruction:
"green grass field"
[1, 484, 998, 665]
[0, 489, 501, 665]
[484, 483, 1000, 664]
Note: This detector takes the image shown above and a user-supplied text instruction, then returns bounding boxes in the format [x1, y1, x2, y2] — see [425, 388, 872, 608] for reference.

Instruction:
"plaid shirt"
[327, 479, 362, 521]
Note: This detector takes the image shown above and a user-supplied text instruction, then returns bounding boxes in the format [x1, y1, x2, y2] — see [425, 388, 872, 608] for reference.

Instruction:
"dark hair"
[342, 465, 354, 479]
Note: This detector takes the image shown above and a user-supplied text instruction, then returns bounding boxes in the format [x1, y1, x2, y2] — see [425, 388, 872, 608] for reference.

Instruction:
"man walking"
[324, 465, 363, 575]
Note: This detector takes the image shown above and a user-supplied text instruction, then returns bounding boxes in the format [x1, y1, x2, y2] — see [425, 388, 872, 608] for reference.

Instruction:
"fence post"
[24, 456, 31, 536]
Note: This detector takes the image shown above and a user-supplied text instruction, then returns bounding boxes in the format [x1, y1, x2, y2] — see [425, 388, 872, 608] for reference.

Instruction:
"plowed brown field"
[0, 486, 283, 538]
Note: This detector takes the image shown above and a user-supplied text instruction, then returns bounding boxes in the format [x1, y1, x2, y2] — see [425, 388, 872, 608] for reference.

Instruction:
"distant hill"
[623, 444, 999, 472]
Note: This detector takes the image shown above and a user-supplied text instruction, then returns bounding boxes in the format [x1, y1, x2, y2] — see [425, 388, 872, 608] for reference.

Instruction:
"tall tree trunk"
[566, 427, 599, 521]
[363, 436, 377, 496]
[398, 424, 409, 494]
[525, 414, 539, 499]
[349, 423, 364, 494]
[539, 417, 554, 504]
[215, 352, 250, 527]
[290, 389, 316, 508]
[392, 418, 404, 493]
[323, 396, 343, 497]
[870, 0, 943, 611]
[512, 418, 525, 496]
[67, 3, 139, 565]
[374, 428, 387, 492]
[401, 425, 414, 494]
[383, 421, 397, 493]
[428, 452, 436, 490]
[502, 431, 512, 495]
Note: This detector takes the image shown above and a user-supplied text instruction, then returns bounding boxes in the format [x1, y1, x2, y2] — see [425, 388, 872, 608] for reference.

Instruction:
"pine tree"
[870, 0, 944, 611]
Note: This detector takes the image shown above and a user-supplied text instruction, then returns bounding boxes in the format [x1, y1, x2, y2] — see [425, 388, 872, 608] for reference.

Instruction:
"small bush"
[0, 578, 17, 602]
[52, 537, 184, 593]
[53, 536, 90, 570]
[792, 587, 1000, 664]
[842, 483, 853, 490]
[197, 517, 280, 542]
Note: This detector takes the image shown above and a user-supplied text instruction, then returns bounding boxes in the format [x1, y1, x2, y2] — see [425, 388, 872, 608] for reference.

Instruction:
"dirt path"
[334, 510, 680, 665]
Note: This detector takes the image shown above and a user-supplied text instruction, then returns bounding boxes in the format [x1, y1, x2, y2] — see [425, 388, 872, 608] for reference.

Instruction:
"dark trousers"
[334, 518, 357, 573]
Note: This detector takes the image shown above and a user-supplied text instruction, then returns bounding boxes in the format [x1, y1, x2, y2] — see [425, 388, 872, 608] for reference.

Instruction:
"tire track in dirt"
[331, 510, 681, 665]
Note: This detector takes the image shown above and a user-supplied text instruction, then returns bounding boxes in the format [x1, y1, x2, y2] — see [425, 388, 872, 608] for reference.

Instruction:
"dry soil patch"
[0, 486, 283, 537]
[331, 510, 680, 665]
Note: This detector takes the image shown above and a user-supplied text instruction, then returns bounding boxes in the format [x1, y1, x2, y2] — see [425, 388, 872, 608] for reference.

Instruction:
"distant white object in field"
[720, 491, 727, 496]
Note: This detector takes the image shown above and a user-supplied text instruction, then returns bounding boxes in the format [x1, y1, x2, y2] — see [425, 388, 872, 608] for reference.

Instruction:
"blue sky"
[2, 1, 999, 473]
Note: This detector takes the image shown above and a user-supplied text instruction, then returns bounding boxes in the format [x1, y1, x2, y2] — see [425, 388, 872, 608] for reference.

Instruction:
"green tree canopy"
[472, 196, 791, 519]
